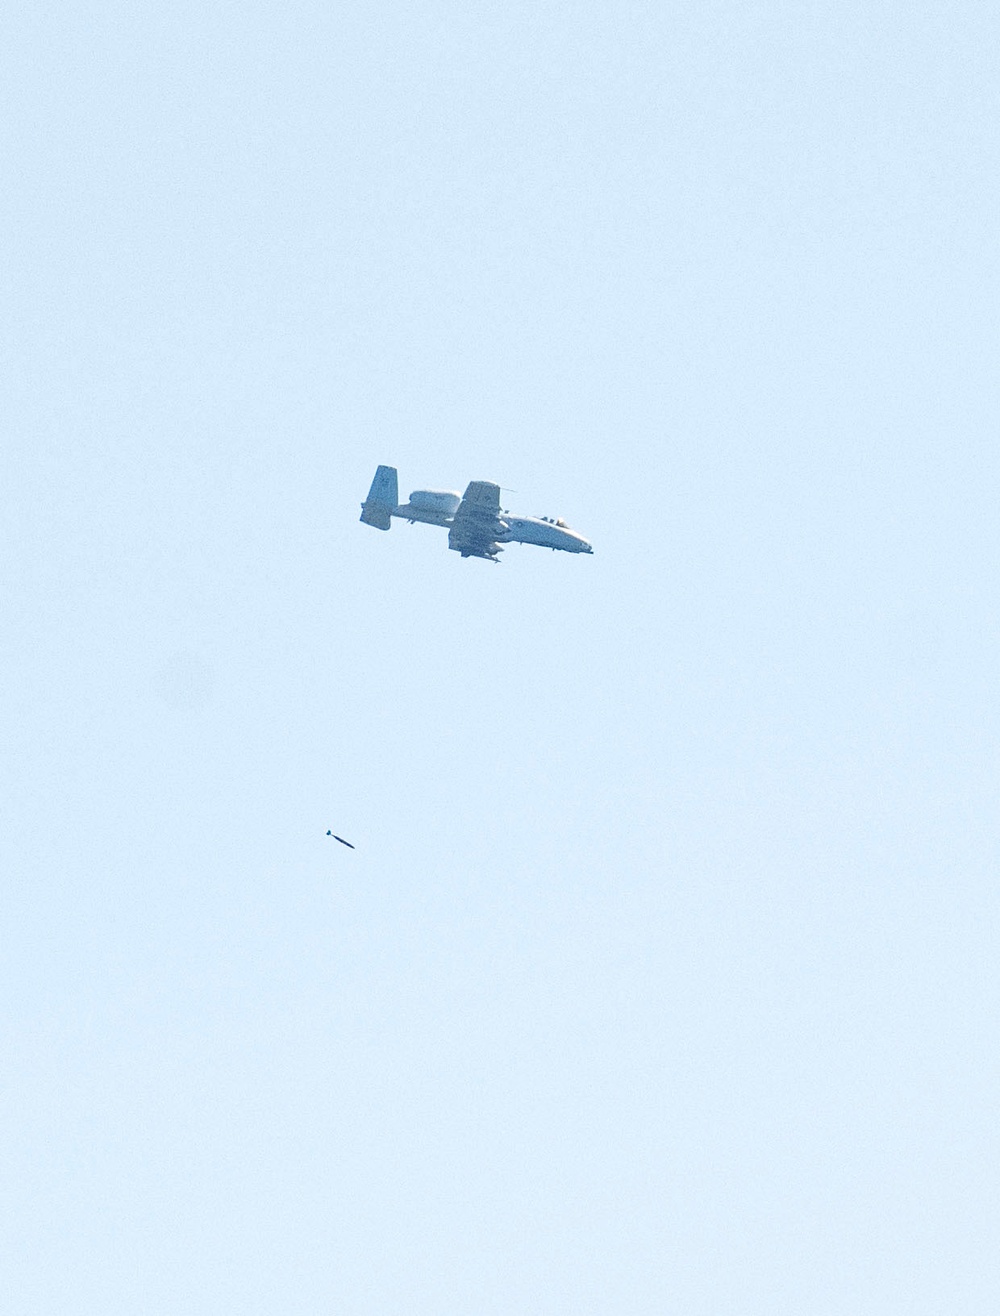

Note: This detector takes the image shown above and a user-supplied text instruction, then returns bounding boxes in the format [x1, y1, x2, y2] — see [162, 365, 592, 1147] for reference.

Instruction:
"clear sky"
[4, 2, 1000, 1311]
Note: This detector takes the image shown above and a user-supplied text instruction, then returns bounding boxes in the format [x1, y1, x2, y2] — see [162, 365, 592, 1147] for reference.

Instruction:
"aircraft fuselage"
[497, 516, 593, 553]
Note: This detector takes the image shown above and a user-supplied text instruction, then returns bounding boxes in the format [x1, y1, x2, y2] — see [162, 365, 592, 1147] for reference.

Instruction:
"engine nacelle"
[408, 489, 462, 515]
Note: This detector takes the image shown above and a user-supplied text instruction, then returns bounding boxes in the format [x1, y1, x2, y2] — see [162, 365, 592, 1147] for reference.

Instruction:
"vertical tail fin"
[360, 465, 399, 530]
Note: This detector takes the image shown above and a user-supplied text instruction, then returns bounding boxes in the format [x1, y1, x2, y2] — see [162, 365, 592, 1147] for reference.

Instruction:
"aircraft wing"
[448, 481, 505, 557]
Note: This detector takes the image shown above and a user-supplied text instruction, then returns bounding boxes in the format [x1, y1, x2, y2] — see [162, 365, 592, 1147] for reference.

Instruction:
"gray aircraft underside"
[360, 465, 593, 562]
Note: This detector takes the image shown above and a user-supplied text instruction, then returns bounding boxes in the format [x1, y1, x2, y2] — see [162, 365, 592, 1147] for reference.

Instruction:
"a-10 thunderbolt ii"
[360, 465, 593, 563]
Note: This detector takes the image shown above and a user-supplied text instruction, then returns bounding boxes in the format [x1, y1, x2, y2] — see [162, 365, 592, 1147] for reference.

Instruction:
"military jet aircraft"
[359, 465, 593, 562]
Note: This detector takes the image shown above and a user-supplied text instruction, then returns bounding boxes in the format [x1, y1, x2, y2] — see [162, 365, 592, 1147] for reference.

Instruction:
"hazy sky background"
[4, 2, 1000, 1311]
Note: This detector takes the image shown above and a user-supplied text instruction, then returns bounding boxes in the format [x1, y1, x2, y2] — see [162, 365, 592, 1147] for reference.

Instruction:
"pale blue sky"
[4, 2, 1000, 1312]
